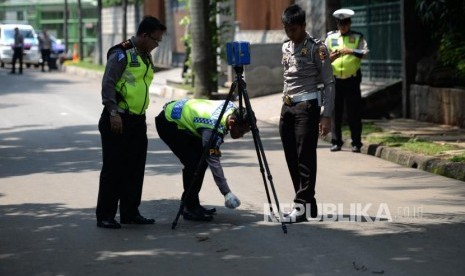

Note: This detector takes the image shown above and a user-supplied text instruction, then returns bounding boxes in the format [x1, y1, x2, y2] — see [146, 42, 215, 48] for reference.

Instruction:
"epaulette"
[327, 30, 337, 36]
[106, 39, 134, 59]
[308, 36, 322, 45]
[119, 39, 134, 50]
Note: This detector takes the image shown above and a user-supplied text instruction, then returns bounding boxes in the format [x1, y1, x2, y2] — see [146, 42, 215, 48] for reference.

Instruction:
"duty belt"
[283, 91, 319, 106]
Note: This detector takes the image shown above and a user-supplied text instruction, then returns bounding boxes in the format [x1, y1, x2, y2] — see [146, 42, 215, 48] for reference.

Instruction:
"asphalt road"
[1, 67, 465, 275]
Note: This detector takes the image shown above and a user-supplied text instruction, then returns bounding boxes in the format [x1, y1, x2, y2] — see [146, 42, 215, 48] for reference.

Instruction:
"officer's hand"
[339, 48, 353, 55]
[330, 50, 341, 61]
[110, 114, 123, 135]
[319, 116, 331, 137]
[224, 192, 241, 209]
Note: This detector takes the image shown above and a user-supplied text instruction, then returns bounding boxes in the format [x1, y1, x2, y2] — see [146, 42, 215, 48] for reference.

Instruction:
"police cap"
[333, 9, 355, 24]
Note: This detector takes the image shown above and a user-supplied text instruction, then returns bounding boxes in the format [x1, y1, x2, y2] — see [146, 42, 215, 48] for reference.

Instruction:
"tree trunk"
[190, 0, 212, 98]
[97, 0, 102, 65]
[77, 0, 83, 60]
[123, 0, 128, 40]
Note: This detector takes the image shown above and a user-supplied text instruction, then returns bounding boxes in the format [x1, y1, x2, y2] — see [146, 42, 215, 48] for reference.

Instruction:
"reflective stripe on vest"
[329, 34, 361, 78]
[115, 50, 154, 115]
[164, 99, 237, 137]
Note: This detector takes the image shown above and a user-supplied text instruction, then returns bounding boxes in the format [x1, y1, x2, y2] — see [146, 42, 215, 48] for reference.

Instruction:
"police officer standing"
[96, 16, 166, 229]
[155, 99, 248, 221]
[280, 4, 335, 222]
[325, 9, 369, 153]
[10, 27, 24, 74]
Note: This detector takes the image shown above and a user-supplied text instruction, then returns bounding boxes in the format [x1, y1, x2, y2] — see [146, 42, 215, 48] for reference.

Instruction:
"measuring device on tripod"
[171, 41, 288, 234]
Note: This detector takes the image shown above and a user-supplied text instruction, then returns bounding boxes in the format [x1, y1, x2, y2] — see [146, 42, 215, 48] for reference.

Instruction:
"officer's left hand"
[224, 192, 241, 209]
[319, 116, 331, 136]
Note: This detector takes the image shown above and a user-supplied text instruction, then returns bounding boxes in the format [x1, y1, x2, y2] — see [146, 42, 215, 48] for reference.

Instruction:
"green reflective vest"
[327, 32, 362, 78]
[115, 49, 154, 115]
[164, 99, 237, 137]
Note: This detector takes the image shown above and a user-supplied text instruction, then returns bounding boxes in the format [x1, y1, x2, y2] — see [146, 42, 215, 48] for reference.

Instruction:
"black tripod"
[171, 65, 287, 234]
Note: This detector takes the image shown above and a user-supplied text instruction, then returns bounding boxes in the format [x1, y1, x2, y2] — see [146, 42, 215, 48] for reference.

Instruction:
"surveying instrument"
[171, 41, 287, 234]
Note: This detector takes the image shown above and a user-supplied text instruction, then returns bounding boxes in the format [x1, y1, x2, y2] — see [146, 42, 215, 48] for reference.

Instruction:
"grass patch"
[342, 122, 383, 138]
[400, 140, 459, 155]
[173, 83, 194, 94]
[450, 153, 465, 162]
[64, 60, 105, 71]
[342, 122, 464, 158]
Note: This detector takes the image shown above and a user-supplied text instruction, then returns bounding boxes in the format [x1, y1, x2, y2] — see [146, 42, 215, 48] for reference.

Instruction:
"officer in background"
[10, 27, 24, 74]
[38, 29, 52, 72]
[325, 9, 369, 153]
[280, 4, 335, 223]
[155, 99, 248, 222]
[96, 16, 166, 229]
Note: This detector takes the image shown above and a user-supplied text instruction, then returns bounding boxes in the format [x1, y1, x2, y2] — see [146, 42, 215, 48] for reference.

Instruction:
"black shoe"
[97, 219, 121, 229]
[9, 71, 15, 74]
[330, 145, 341, 152]
[352, 146, 361, 153]
[121, 214, 155, 224]
[309, 198, 318, 218]
[200, 205, 216, 215]
[183, 207, 213, 222]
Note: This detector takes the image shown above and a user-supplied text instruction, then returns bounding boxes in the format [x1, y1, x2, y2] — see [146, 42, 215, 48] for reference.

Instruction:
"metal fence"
[349, 1, 402, 80]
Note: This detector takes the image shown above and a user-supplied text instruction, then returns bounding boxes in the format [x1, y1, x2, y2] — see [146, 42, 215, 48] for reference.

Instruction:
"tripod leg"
[172, 201, 184, 229]
[238, 80, 287, 234]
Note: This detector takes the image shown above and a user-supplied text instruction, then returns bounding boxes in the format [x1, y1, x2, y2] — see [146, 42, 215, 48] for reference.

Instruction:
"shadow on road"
[1, 198, 465, 275]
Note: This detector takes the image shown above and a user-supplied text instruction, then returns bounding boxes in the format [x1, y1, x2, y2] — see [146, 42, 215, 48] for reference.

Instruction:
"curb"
[62, 64, 104, 80]
[323, 135, 465, 182]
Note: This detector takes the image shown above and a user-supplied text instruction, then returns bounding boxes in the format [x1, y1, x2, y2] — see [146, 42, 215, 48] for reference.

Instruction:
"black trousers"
[41, 49, 51, 71]
[96, 109, 148, 221]
[331, 76, 363, 147]
[279, 99, 321, 205]
[11, 47, 23, 73]
[155, 112, 207, 210]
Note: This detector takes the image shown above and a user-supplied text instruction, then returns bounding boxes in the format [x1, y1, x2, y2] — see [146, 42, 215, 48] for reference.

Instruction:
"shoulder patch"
[318, 45, 328, 60]
[117, 51, 126, 62]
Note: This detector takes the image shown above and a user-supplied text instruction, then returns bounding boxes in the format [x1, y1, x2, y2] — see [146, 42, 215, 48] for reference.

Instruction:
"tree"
[190, 0, 212, 98]
[417, 0, 465, 79]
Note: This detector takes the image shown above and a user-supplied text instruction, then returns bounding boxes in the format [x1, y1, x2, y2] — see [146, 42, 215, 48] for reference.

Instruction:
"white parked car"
[0, 23, 41, 68]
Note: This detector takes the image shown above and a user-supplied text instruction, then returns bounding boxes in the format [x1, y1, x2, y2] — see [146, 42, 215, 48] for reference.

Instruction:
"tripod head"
[233, 65, 244, 77]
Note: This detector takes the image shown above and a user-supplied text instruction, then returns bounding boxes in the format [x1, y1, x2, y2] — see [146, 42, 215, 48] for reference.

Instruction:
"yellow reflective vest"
[115, 49, 154, 115]
[326, 31, 363, 79]
[164, 99, 237, 137]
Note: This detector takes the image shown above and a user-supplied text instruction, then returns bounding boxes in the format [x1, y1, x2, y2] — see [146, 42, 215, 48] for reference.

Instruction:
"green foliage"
[416, 0, 465, 77]
[102, 0, 142, 7]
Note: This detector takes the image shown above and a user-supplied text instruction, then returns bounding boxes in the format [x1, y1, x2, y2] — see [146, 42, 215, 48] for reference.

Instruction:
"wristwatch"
[110, 110, 118, 117]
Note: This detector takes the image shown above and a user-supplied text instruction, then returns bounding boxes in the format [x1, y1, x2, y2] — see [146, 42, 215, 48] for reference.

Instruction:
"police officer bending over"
[325, 9, 369, 153]
[156, 99, 249, 222]
[96, 16, 166, 229]
[280, 4, 335, 223]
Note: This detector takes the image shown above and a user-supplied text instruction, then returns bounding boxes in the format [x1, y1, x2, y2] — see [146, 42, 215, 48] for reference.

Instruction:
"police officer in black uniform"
[280, 4, 335, 223]
[96, 16, 166, 229]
